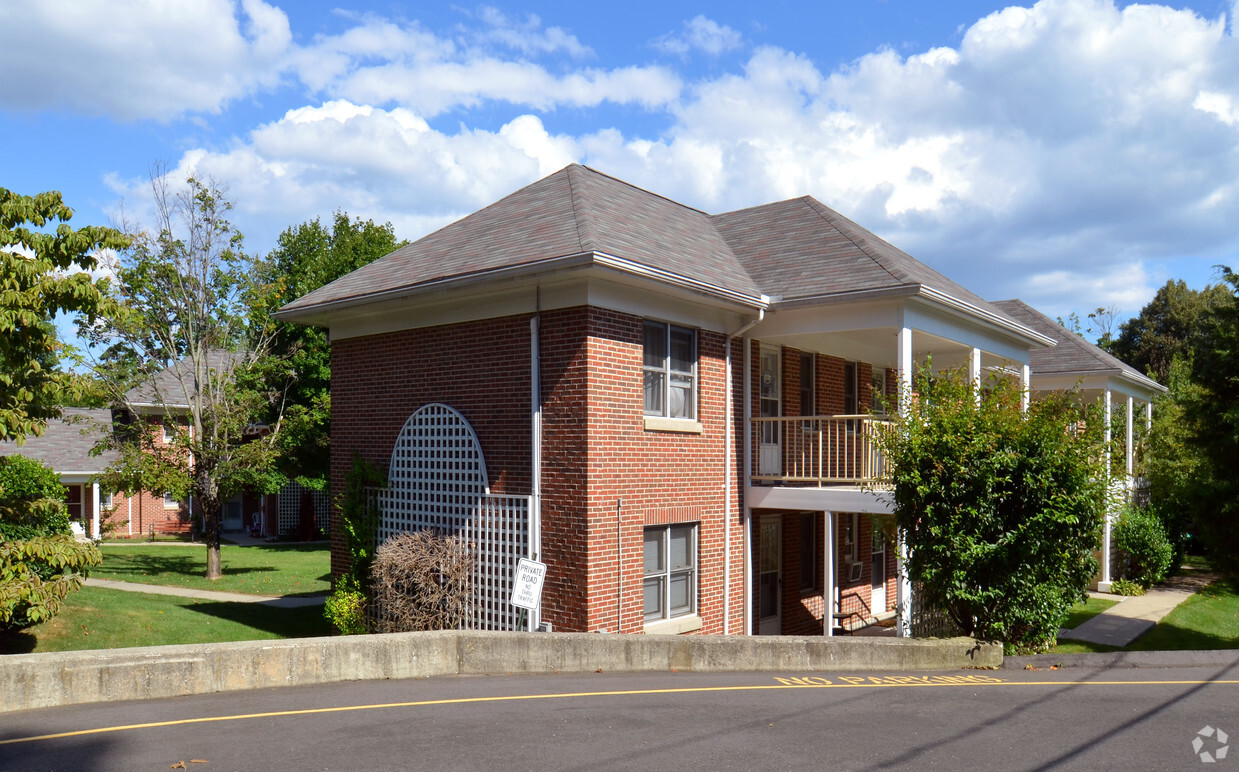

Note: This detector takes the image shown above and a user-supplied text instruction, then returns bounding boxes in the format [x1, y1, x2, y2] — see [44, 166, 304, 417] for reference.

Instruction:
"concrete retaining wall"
[0, 632, 1000, 713]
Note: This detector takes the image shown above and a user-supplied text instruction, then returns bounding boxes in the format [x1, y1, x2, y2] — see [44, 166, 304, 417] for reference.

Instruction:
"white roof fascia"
[275, 251, 769, 326]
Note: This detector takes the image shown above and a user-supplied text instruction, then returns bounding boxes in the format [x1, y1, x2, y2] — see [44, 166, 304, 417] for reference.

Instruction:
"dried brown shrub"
[370, 530, 473, 632]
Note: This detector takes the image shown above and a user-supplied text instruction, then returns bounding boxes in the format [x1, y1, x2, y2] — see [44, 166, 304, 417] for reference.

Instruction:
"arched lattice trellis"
[374, 403, 534, 631]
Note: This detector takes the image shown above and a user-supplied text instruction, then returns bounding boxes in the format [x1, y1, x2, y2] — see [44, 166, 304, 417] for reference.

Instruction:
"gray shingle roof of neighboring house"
[277, 164, 1031, 337]
[991, 299, 1166, 394]
[0, 408, 118, 473]
[124, 350, 244, 409]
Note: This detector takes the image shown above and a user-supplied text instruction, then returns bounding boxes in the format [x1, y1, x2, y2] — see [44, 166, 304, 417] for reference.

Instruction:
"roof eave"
[771, 284, 1055, 348]
[274, 251, 770, 326]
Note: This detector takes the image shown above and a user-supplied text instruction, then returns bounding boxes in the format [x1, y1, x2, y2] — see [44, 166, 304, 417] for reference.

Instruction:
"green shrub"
[1110, 578, 1145, 596]
[1112, 505, 1174, 588]
[878, 367, 1109, 654]
[0, 456, 70, 536]
[323, 454, 384, 634]
[323, 575, 367, 635]
[0, 534, 101, 632]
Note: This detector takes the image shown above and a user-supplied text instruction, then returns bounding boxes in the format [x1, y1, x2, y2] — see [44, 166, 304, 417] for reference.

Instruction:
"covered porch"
[739, 293, 1053, 637]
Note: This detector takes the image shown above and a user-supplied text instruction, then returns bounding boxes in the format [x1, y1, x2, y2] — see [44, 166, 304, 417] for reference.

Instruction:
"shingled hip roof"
[991, 299, 1166, 394]
[276, 164, 1036, 342]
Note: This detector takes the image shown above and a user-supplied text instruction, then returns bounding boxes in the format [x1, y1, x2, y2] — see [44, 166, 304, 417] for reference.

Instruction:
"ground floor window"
[643, 524, 697, 622]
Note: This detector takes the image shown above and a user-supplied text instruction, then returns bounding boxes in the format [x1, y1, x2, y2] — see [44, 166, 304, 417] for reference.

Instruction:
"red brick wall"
[581, 308, 742, 635]
[330, 313, 538, 579]
[329, 306, 746, 635]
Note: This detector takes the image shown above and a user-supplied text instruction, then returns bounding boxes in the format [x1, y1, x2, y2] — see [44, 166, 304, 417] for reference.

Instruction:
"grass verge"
[1127, 581, 1239, 651]
[1059, 596, 1119, 631]
[0, 587, 333, 654]
[93, 542, 330, 596]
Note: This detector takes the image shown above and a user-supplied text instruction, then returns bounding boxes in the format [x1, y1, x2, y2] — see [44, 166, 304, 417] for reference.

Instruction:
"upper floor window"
[871, 369, 887, 415]
[643, 321, 696, 420]
[799, 353, 815, 417]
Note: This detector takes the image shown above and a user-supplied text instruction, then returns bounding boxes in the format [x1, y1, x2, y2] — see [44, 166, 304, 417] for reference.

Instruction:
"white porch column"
[896, 530, 911, 637]
[1100, 389, 1113, 589]
[1125, 395, 1134, 482]
[896, 323, 914, 637]
[1103, 390, 1112, 477]
[1146, 400, 1153, 431]
[90, 481, 101, 541]
[1021, 363, 1030, 413]
[970, 347, 982, 406]
[823, 510, 835, 637]
[897, 326, 913, 411]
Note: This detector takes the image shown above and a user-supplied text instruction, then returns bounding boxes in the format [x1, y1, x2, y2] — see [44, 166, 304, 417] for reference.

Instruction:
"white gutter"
[276, 251, 770, 325]
[772, 284, 1055, 349]
[724, 310, 764, 636]
[742, 335, 754, 636]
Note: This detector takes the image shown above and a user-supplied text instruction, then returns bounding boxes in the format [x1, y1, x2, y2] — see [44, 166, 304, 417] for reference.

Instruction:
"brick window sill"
[643, 416, 703, 434]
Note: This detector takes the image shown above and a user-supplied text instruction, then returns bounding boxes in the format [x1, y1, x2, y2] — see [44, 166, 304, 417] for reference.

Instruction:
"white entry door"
[758, 519, 782, 635]
[871, 524, 887, 614]
[759, 348, 781, 476]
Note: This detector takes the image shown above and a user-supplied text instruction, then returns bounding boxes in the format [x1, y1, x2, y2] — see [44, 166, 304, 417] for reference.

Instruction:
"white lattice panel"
[375, 403, 532, 631]
[277, 481, 329, 535]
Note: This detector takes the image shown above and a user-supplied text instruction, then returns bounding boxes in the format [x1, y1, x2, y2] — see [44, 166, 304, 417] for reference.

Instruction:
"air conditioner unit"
[847, 560, 864, 583]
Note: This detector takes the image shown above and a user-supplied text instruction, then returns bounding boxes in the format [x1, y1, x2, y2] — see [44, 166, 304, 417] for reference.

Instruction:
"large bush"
[0, 534, 101, 632]
[879, 368, 1109, 654]
[1112, 505, 1173, 588]
[0, 456, 70, 537]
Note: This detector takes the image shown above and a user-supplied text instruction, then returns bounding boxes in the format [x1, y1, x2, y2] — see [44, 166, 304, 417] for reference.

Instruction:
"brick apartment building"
[277, 164, 1069, 637]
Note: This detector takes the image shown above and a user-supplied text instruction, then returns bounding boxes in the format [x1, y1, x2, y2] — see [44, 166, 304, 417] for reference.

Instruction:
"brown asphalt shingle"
[279, 164, 1023, 331]
[991, 299, 1165, 392]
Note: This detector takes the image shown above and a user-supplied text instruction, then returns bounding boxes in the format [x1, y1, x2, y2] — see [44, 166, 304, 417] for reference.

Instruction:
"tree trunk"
[199, 474, 223, 581]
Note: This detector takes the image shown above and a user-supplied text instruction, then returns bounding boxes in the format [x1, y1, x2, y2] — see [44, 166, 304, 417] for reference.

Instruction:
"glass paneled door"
[759, 348, 781, 476]
[871, 523, 887, 614]
[758, 518, 781, 634]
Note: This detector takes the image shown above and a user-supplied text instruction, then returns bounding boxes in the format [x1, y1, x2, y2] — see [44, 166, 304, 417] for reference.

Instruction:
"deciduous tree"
[89, 173, 290, 580]
[0, 188, 127, 442]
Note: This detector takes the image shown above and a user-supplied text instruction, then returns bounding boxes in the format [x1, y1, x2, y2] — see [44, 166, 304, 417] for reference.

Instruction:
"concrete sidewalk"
[85, 578, 327, 608]
[1058, 568, 1216, 647]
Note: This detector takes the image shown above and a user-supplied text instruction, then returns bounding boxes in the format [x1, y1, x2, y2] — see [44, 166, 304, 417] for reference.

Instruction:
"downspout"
[530, 300, 543, 633]
[742, 335, 754, 636]
[725, 310, 763, 636]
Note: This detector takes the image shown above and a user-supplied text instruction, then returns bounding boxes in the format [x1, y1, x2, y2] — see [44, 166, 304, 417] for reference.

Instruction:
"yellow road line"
[3, 678, 1237, 746]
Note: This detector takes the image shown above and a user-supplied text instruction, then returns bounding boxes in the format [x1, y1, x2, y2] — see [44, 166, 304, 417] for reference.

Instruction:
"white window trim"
[642, 320, 698, 422]
[643, 523, 698, 626]
[163, 492, 179, 509]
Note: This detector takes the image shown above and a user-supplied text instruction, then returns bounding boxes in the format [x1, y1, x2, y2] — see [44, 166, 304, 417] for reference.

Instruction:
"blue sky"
[4, 0, 1239, 333]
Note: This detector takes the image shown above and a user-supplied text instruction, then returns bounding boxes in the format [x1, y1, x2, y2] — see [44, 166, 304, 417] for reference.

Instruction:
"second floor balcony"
[751, 414, 894, 487]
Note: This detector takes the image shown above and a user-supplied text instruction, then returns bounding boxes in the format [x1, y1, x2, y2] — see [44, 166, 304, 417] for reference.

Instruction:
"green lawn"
[0, 587, 333, 654]
[1051, 579, 1239, 655]
[93, 542, 330, 596]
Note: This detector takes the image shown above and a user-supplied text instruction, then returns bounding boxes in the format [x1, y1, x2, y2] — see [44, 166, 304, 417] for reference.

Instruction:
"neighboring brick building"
[277, 164, 1057, 636]
[0, 356, 282, 540]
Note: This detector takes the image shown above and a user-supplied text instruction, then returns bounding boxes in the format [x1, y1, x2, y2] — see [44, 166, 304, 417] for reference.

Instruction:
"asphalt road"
[3, 662, 1238, 771]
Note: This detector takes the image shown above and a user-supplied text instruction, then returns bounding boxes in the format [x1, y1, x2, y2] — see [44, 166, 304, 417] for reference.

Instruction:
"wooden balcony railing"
[751, 415, 894, 486]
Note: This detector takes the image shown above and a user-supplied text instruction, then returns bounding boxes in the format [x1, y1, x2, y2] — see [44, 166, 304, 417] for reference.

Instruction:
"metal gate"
[375, 403, 534, 631]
